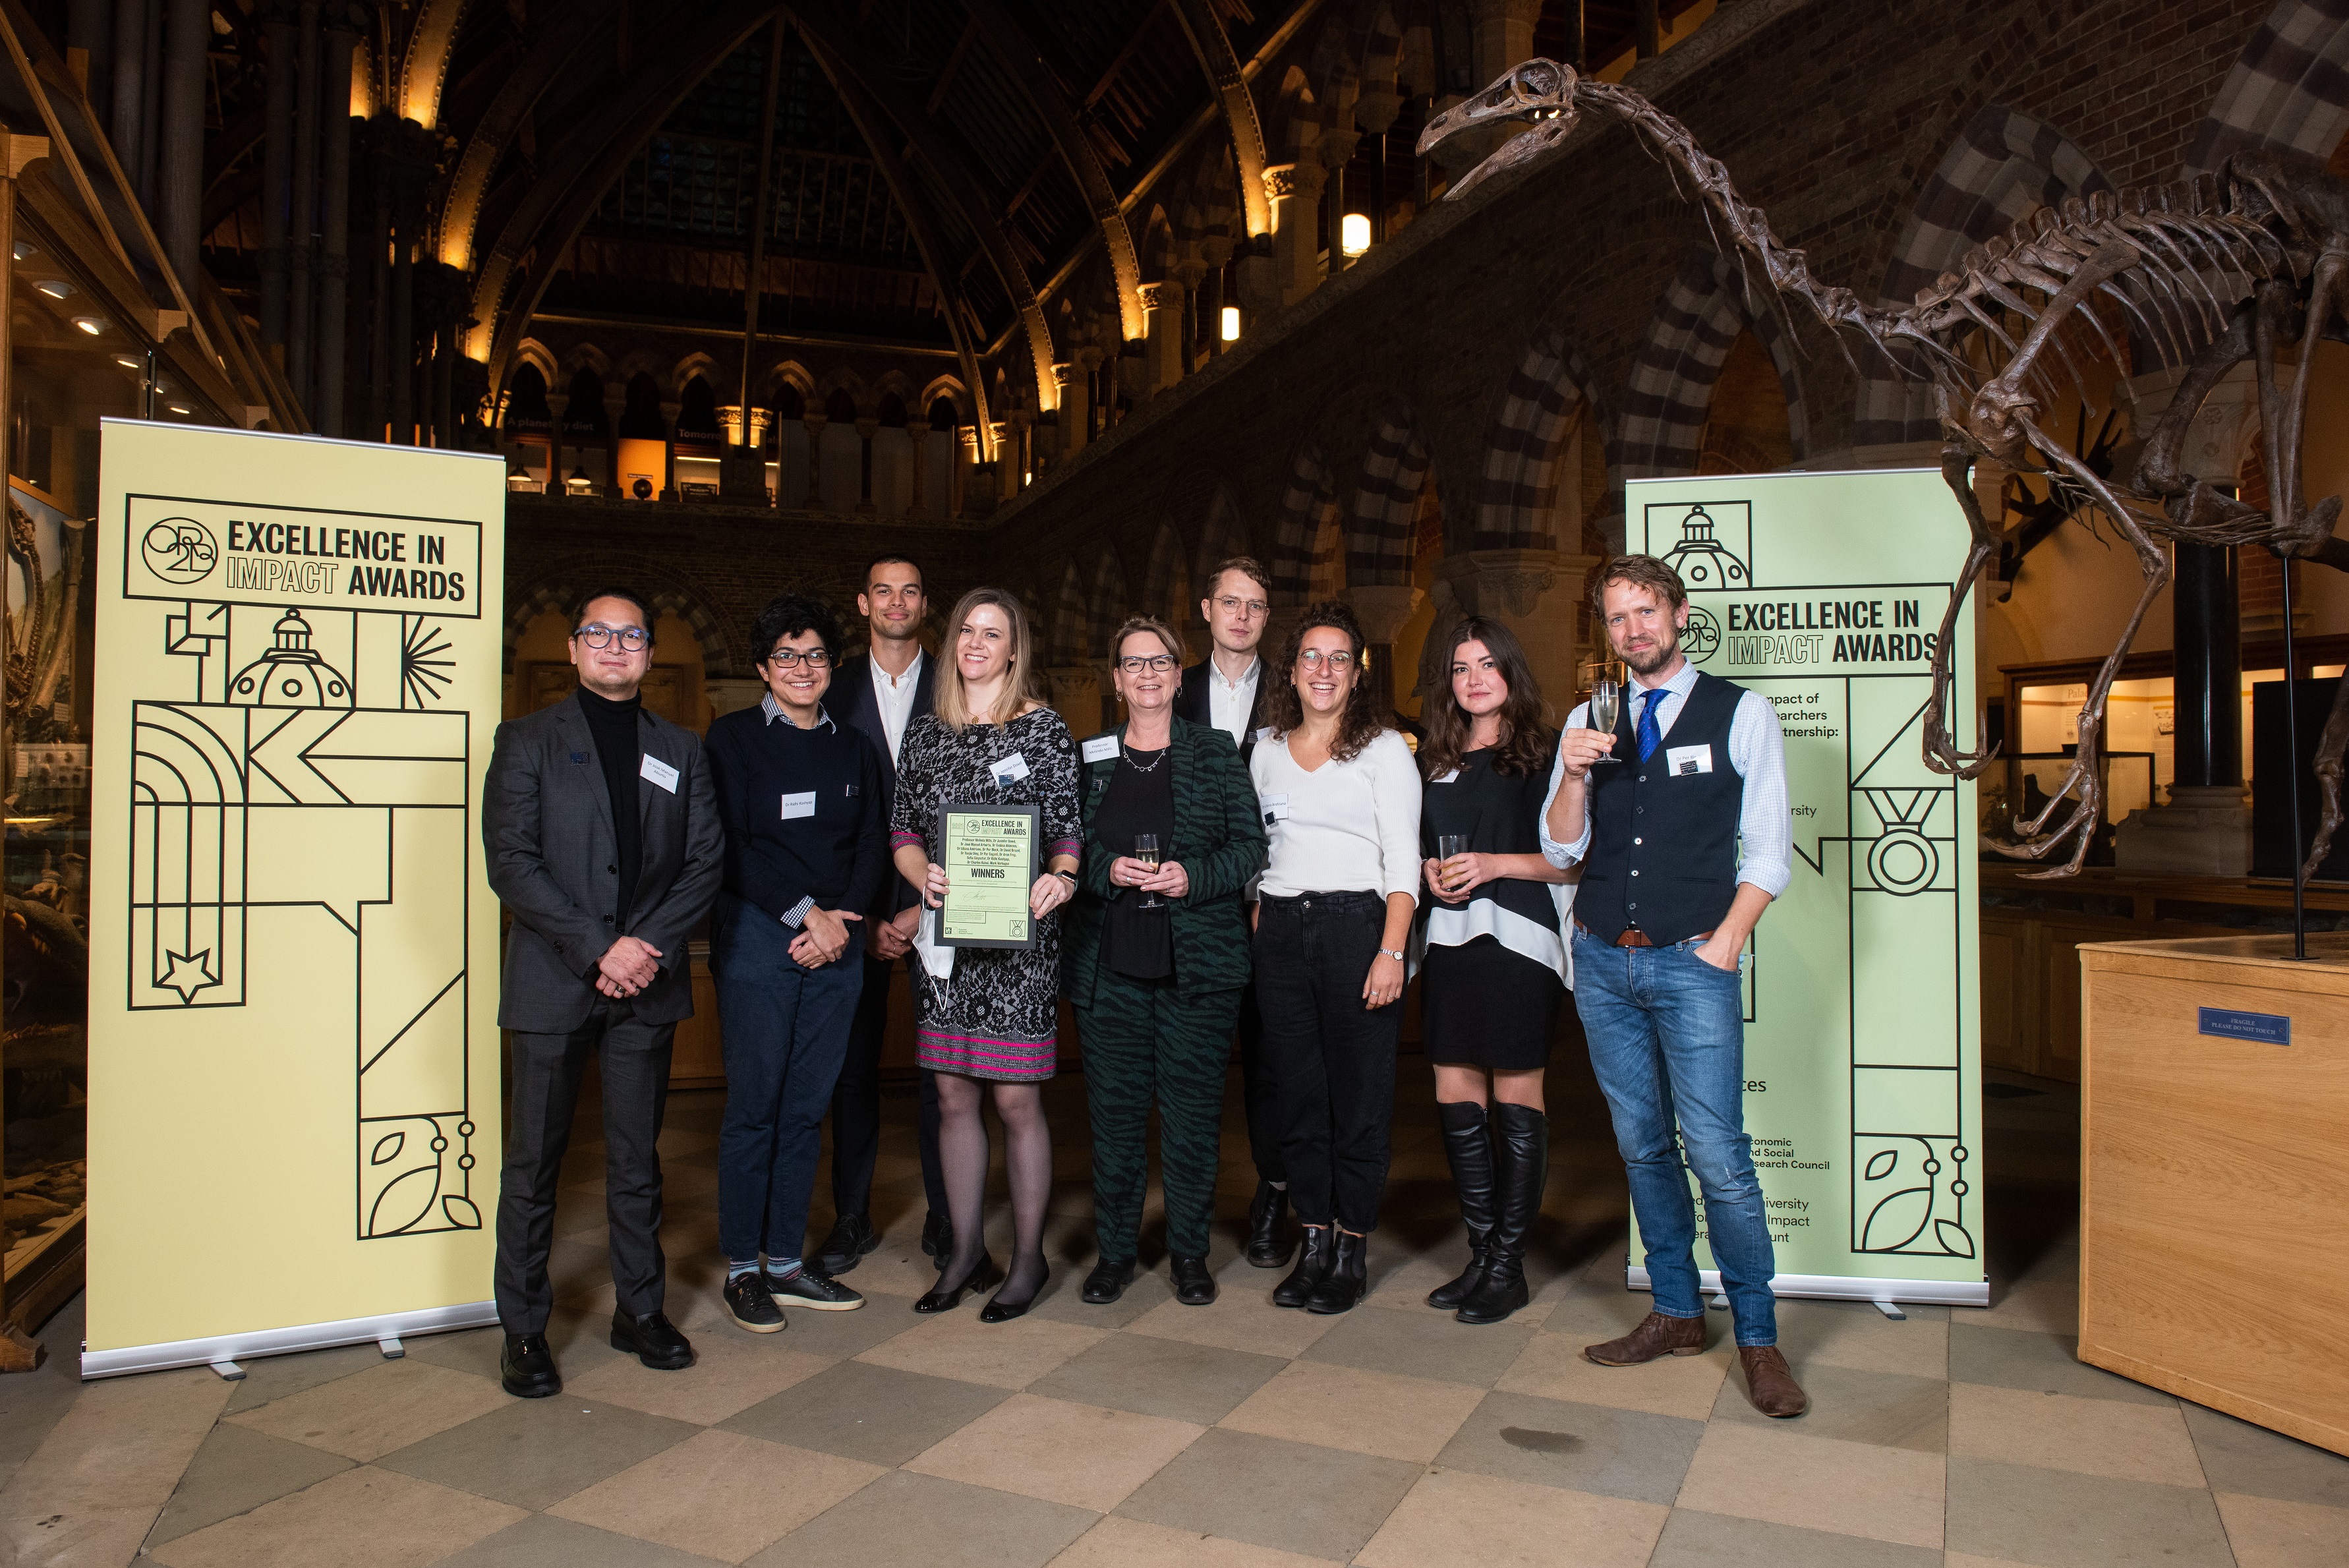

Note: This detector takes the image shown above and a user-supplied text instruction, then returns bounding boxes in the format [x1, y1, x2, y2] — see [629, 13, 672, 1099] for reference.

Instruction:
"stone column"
[801, 414, 825, 506]
[1201, 236, 1232, 358]
[364, 115, 392, 440]
[1076, 345, 1104, 438]
[316, 9, 358, 436]
[1262, 163, 1327, 308]
[991, 421, 1016, 502]
[1320, 129, 1361, 270]
[1345, 584, 1425, 712]
[955, 426, 977, 516]
[258, 0, 296, 358]
[1136, 282, 1184, 394]
[1051, 365, 1084, 458]
[2114, 364, 2259, 875]
[1436, 549, 1600, 720]
[1355, 90, 1403, 244]
[158, 0, 207, 312]
[1047, 666, 1103, 738]
[1440, 0, 1543, 172]
[1176, 258, 1205, 371]
[287, 0, 321, 411]
[855, 417, 878, 514]
[905, 419, 929, 517]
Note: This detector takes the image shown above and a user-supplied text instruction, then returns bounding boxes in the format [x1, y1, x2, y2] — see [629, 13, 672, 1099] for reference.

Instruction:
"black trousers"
[496, 999, 674, 1335]
[1237, 977, 1287, 1184]
[1253, 892, 1401, 1233]
[829, 949, 946, 1221]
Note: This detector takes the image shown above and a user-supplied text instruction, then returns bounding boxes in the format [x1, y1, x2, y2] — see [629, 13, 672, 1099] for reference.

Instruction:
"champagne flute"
[1134, 834, 1165, 908]
[1437, 833, 1469, 896]
[1582, 658, 1625, 766]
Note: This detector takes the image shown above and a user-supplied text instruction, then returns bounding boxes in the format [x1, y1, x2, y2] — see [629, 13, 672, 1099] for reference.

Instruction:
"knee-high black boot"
[1427, 1101, 1495, 1311]
[1457, 1103, 1546, 1325]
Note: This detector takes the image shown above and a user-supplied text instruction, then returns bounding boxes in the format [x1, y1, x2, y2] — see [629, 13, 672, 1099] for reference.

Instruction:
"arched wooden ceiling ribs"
[960, 0, 1145, 341]
[782, 3, 1062, 410]
[399, 0, 471, 129]
[1169, 0, 1271, 238]
[476, 3, 782, 386]
[821, 65, 998, 457]
[437, 0, 629, 273]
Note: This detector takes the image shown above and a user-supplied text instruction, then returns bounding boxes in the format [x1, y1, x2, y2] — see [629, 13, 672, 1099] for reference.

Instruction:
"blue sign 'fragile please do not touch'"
[2198, 1007, 2292, 1045]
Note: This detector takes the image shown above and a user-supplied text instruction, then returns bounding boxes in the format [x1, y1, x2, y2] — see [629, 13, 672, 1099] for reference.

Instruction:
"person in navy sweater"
[705, 594, 887, 1332]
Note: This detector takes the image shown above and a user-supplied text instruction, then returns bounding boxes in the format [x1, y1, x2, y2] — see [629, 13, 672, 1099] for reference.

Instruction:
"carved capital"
[1262, 161, 1325, 203]
[1136, 280, 1180, 312]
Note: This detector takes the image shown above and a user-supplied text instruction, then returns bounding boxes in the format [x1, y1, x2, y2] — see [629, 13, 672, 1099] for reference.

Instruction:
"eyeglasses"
[763, 648, 832, 669]
[1297, 649, 1356, 671]
[575, 624, 649, 651]
[1214, 595, 1269, 617]
[1116, 654, 1178, 673]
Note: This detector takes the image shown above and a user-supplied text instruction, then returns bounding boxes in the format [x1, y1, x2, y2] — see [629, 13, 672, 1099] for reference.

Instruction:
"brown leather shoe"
[1583, 1310, 1707, 1366]
[1737, 1345, 1809, 1417]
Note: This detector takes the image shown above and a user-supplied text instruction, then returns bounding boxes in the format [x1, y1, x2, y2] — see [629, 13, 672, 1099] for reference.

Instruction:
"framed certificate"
[939, 802, 1041, 949]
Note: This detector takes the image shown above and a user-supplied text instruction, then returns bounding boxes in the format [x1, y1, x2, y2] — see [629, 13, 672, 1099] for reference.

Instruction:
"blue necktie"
[1637, 688, 1666, 763]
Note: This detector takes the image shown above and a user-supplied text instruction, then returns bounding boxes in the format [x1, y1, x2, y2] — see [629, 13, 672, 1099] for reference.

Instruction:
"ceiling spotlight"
[34, 279, 72, 299]
[1220, 305, 1240, 342]
[1340, 212, 1372, 258]
[71, 316, 104, 335]
[115, 355, 142, 369]
[167, 403, 191, 415]
[11, 240, 35, 261]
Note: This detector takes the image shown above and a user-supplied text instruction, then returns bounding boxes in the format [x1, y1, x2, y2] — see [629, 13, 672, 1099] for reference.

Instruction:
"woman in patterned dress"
[890, 588, 1082, 1320]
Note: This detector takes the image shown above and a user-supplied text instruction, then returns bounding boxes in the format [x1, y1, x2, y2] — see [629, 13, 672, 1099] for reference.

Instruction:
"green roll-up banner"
[1623, 468, 1988, 1308]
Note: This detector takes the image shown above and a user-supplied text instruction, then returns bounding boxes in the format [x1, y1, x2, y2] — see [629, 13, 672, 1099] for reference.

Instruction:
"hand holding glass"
[1134, 834, 1165, 908]
[1437, 834, 1469, 894]
[1582, 660, 1625, 766]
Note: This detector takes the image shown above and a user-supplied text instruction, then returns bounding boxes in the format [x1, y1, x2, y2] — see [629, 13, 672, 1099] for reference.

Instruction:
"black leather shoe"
[1273, 1225, 1335, 1309]
[1306, 1229, 1368, 1314]
[914, 1251, 995, 1313]
[1428, 1101, 1495, 1311]
[724, 1273, 786, 1334]
[769, 1267, 864, 1312]
[979, 1262, 1046, 1324]
[813, 1211, 881, 1276]
[921, 1211, 954, 1272]
[1170, 1254, 1217, 1306]
[1082, 1257, 1136, 1304]
[1246, 1180, 1292, 1267]
[609, 1309, 694, 1370]
[500, 1333, 560, 1399]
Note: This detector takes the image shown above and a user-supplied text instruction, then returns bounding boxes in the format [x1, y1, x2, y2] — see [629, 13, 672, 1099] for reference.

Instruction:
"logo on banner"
[142, 517, 218, 583]
[1652, 502, 1752, 590]
[1685, 604, 1722, 664]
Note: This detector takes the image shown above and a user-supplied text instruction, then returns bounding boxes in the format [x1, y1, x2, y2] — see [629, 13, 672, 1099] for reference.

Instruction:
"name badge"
[992, 752, 1031, 785]
[1666, 743, 1714, 777]
[639, 753, 679, 793]
[1432, 769, 1461, 785]
[1260, 791, 1290, 825]
[1081, 736, 1118, 764]
[780, 791, 816, 820]
[1253, 725, 1275, 745]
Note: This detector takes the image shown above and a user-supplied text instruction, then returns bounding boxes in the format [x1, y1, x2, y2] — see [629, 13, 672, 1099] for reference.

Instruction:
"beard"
[1618, 624, 1681, 677]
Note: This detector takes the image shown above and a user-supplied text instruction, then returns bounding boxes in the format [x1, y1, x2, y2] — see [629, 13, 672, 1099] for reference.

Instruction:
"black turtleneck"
[577, 686, 644, 931]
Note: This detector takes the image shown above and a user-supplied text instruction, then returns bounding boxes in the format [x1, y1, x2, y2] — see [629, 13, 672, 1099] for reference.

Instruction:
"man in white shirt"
[814, 556, 948, 1275]
[1173, 557, 1289, 1264]
[1540, 555, 1809, 1420]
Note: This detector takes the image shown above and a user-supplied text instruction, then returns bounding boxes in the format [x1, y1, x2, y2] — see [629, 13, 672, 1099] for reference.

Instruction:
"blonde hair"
[934, 587, 1048, 730]
[1107, 615, 1186, 672]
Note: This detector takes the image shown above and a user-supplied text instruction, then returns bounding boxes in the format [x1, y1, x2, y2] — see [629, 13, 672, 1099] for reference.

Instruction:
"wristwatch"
[1379, 947, 1406, 962]
[1051, 869, 1078, 883]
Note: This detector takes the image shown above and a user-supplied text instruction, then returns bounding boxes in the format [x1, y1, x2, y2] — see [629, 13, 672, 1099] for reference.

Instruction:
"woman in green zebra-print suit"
[1063, 616, 1269, 1308]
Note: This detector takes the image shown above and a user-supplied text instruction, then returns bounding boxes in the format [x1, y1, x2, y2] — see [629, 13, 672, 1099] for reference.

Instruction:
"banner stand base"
[82, 1300, 498, 1381]
[1627, 1267, 1988, 1310]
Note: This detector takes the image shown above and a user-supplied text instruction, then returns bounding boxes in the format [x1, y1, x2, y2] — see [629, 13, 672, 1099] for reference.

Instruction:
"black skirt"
[1421, 935, 1565, 1070]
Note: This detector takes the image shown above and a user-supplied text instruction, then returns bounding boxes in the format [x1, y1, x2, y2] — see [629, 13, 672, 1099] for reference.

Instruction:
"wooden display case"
[2077, 934, 2349, 1457]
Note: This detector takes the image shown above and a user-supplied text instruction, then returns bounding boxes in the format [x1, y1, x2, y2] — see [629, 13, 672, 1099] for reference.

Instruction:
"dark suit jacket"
[830, 647, 935, 920]
[1062, 716, 1267, 1007]
[1174, 656, 1271, 765]
[484, 689, 724, 1032]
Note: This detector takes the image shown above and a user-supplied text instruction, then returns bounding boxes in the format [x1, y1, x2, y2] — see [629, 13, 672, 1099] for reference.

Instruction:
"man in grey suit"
[483, 586, 722, 1399]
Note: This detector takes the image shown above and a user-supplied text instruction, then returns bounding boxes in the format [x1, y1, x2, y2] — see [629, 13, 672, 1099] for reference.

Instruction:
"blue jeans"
[713, 894, 865, 1263]
[1571, 927, 1778, 1345]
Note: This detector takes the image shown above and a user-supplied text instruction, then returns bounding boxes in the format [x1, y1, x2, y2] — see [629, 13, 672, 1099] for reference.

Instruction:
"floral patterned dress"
[889, 705, 1082, 1081]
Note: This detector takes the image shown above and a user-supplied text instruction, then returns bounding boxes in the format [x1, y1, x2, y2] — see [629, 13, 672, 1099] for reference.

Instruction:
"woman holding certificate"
[890, 588, 1082, 1321]
[1063, 617, 1268, 1308]
[1250, 600, 1422, 1314]
[1416, 618, 1574, 1325]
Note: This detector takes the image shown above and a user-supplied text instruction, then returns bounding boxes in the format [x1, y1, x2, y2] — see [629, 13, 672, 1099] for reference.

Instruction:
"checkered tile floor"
[3, 1054, 2342, 1567]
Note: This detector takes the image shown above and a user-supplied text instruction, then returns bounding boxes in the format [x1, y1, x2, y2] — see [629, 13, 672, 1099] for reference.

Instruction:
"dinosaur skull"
[1416, 59, 1580, 200]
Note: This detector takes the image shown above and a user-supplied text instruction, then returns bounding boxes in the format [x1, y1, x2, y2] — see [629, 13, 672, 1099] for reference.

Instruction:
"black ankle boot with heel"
[1273, 1224, 1334, 1308]
[1306, 1228, 1368, 1314]
[1428, 1101, 1495, 1311]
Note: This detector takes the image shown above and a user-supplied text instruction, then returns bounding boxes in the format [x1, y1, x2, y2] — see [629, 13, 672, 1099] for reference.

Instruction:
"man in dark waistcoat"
[1540, 554, 1808, 1418]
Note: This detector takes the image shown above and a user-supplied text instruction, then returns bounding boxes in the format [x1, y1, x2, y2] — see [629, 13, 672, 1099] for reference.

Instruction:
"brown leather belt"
[1576, 921, 1714, 948]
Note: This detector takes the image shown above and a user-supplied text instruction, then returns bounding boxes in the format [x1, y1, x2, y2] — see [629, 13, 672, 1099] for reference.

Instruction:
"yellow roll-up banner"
[83, 421, 507, 1377]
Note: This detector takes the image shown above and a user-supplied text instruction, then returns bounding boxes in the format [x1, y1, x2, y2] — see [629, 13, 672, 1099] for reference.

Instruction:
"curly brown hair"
[1418, 617, 1556, 781]
[1260, 599, 1391, 763]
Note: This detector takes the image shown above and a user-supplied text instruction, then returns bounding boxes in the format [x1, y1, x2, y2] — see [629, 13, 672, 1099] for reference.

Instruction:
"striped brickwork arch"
[1474, 328, 1610, 550]
[2186, 0, 2349, 175]
[1271, 442, 1340, 600]
[1855, 106, 2112, 446]
[1347, 398, 1432, 587]
[504, 572, 734, 676]
[1613, 249, 1809, 480]
[1087, 548, 1132, 658]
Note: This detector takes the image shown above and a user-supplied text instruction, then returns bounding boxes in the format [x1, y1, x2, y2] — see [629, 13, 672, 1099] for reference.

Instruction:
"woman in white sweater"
[1249, 600, 1422, 1314]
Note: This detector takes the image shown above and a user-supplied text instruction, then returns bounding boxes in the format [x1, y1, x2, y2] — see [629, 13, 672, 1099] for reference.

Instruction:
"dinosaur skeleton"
[1421, 60, 2349, 877]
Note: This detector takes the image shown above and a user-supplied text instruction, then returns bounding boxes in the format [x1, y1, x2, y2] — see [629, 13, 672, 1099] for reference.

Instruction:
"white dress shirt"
[1205, 654, 1261, 749]
[1538, 659, 1793, 900]
[1251, 730, 1423, 903]
[869, 645, 924, 767]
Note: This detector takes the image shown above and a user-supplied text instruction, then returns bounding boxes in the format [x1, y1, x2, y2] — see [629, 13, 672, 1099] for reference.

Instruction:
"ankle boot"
[1305, 1227, 1368, 1314]
[1246, 1180, 1293, 1267]
[1457, 1103, 1547, 1325]
[1427, 1101, 1495, 1310]
[1273, 1225, 1335, 1308]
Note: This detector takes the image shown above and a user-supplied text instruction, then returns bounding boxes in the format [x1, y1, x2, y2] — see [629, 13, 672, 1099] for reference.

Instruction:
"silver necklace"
[1122, 741, 1168, 773]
